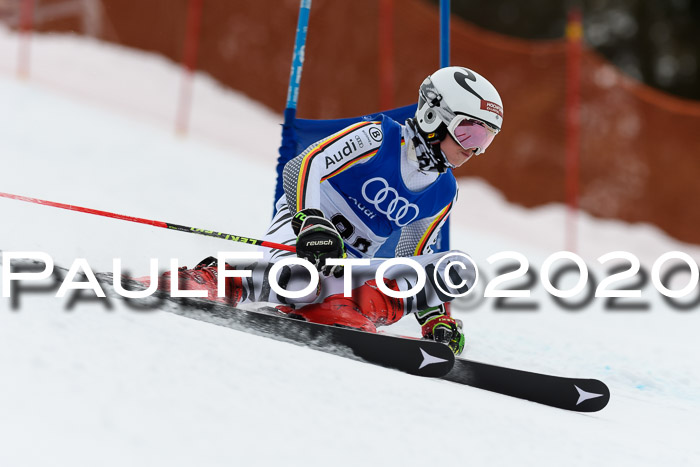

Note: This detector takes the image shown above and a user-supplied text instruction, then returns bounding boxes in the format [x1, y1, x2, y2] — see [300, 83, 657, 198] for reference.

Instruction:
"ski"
[11, 262, 608, 410]
[152, 292, 610, 412]
[93, 271, 455, 377]
[442, 358, 610, 412]
[168, 297, 456, 378]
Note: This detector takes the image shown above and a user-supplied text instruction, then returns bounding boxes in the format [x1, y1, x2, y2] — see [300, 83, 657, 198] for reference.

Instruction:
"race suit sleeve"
[282, 121, 384, 216]
[394, 190, 457, 257]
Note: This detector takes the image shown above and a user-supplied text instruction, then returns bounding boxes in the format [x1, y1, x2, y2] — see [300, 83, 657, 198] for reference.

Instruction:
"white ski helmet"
[415, 66, 503, 154]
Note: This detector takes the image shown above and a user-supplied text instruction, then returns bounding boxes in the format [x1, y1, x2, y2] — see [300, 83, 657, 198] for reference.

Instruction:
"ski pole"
[0, 191, 296, 253]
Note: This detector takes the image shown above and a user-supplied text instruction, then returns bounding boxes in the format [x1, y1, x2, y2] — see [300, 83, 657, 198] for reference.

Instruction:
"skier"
[160, 66, 502, 355]
[257, 66, 504, 354]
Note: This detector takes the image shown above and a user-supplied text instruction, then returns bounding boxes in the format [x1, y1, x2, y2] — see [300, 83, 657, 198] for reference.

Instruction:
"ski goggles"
[447, 116, 499, 155]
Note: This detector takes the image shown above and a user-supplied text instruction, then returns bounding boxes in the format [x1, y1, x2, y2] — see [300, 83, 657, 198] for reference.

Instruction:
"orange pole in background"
[378, 0, 394, 111]
[565, 7, 582, 253]
[176, 0, 204, 135]
[17, 0, 34, 78]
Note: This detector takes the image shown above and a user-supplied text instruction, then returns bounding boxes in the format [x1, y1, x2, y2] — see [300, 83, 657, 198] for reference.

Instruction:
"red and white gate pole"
[17, 0, 35, 78]
[565, 6, 583, 253]
[176, 0, 204, 135]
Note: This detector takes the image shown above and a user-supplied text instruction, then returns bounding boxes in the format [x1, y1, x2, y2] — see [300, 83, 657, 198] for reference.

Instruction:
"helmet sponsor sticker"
[480, 100, 503, 118]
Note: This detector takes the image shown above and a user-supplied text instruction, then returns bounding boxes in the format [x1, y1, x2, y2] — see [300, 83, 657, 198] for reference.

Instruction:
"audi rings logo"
[362, 177, 420, 227]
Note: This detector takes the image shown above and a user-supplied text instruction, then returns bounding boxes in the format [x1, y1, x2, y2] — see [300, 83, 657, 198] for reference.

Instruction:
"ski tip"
[412, 345, 455, 377]
[572, 379, 610, 412]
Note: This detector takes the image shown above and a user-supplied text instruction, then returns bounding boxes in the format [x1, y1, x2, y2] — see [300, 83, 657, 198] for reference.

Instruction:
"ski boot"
[276, 278, 405, 333]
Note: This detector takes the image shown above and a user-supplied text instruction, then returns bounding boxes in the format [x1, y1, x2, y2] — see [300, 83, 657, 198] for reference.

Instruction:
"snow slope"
[1, 30, 699, 466]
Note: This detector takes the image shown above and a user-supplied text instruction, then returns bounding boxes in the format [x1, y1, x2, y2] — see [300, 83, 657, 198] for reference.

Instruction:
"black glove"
[292, 209, 346, 277]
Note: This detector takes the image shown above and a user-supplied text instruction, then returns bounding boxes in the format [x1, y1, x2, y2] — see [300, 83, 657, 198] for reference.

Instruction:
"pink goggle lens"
[451, 119, 497, 154]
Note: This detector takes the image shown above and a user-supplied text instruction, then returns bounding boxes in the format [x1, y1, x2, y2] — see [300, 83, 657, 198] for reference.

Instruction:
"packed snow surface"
[1, 29, 699, 466]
